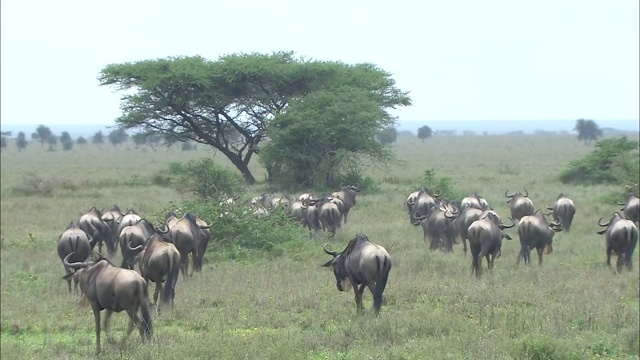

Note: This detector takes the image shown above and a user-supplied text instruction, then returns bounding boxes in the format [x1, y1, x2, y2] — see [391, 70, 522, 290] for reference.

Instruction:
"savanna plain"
[1, 133, 638, 360]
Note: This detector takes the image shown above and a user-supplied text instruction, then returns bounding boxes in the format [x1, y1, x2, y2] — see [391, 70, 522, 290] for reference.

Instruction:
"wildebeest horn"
[156, 224, 170, 234]
[444, 211, 457, 219]
[546, 205, 554, 210]
[523, 189, 529, 197]
[407, 197, 416, 205]
[63, 252, 92, 269]
[411, 213, 428, 225]
[323, 243, 338, 257]
[433, 189, 443, 197]
[617, 200, 626, 206]
[500, 217, 515, 229]
[504, 190, 514, 198]
[543, 211, 553, 217]
[596, 229, 608, 235]
[597, 217, 611, 227]
[127, 241, 143, 252]
[353, 183, 360, 189]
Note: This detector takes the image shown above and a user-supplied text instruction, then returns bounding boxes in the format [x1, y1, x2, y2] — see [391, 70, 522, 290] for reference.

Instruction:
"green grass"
[1, 134, 639, 359]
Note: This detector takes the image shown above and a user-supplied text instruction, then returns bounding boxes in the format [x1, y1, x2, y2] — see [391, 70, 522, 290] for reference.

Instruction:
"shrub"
[168, 158, 245, 200]
[11, 173, 54, 197]
[559, 136, 639, 185]
[421, 169, 466, 200]
[162, 199, 310, 262]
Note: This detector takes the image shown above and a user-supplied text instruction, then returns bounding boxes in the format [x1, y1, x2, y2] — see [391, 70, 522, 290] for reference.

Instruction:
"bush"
[61, 140, 73, 151]
[559, 136, 639, 185]
[11, 173, 54, 197]
[421, 169, 465, 200]
[162, 199, 310, 262]
[164, 158, 245, 200]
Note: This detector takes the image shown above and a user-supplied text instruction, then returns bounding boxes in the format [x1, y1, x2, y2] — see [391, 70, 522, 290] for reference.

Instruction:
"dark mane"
[340, 234, 370, 257]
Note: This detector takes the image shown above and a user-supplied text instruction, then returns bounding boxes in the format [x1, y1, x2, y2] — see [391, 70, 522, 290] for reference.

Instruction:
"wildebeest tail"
[373, 255, 391, 314]
[161, 252, 179, 305]
[624, 226, 639, 267]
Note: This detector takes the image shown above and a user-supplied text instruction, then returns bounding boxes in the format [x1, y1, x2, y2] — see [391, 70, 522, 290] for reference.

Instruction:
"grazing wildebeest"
[467, 212, 515, 277]
[546, 193, 576, 232]
[332, 183, 361, 224]
[79, 207, 112, 256]
[460, 192, 491, 211]
[597, 212, 639, 272]
[618, 193, 640, 224]
[119, 219, 156, 269]
[413, 202, 459, 251]
[505, 189, 535, 221]
[406, 187, 441, 224]
[101, 205, 124, 256]
[63, 252, 152, 354]
[517, 210, 563, 266]
[158, 212, 210, 277]
[130, 234, 181, 312]
[322, 234, 392, 315]
[57, 221, 94, 294]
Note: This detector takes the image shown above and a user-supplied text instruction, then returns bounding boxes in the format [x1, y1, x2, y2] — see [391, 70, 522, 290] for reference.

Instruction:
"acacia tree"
[377, 126, 398, 144]
[16, 132, 28, 151]
[92, 131, 104, 146]
[33, 125, 52, 147]
[417, 125, 433, 142]
[99, 52, 410, 184]
[574, 119, 602, 145]
[108, 128, 128, 147]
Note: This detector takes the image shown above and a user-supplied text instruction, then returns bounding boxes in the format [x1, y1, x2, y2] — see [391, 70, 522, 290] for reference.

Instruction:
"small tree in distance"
[377, 126, 398, 144]
[417, 125, 433, 142]
[574, 119, 603, 145]
[92, 131, 104, 147]
[16, 132, 28, 152]
[34, 125, 53, 147]
[76, 136, 87, 145]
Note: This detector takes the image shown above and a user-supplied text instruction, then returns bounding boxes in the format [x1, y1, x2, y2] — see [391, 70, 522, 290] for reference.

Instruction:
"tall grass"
[1, 134, 638, 359]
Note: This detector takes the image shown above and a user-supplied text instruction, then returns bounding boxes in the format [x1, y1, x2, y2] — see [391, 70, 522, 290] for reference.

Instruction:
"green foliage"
[574, 119, 603, 145]
[33, 125, 52, 147]
[376, 126, 397, 144]
[260, 88, 397, 187]
[168, 158, 244, 199]
[61, 140, 73, 151]
[559, 136, 639, 185]
[417, 125, 433, 142]
[165, 199, 309, 262]
[99, 51, 411, 184]
[422, 169, 466, 200]
[76, 136, 87, 145]
[181, 141, 195, 151]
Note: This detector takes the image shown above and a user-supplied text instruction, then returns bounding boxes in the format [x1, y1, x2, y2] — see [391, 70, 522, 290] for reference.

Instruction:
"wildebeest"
[546, 193, 576, 232]
[452, 208, 503, 256]
[319, 199, 341, 237]
[119, 219, 156, 269]
[57, 221, 94, 293]
[413, 201, 459, 251]
[505, 189, 535, 221]
[304, 195, 334, 238]
[116, 208, 142, 240]
[467, 212, 514, 277]
[332, 183, 361, 224]
[597, 212, 639, 272]
[62, 252, 152, 354]
[130, 234, 181, 312]
[618, 193, 640, 224]
[258, 193, 291, 211]
[101, 205, 124, 256]
[406, 187, 441, 224]
[158, 212, 211, 277]
[322, 234, 392, 315]
[79, 207, 112, 257]
[460, 192, 491, 211]
[517, 210, 563, 266]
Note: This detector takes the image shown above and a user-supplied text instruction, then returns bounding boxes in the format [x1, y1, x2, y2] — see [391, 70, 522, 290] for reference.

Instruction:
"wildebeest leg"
[103, 309, 115, 343]
[124, 309, 140, 345]
[91, 304, 102, 354]
[616, 255, 624, 273]
[606, 247, 612, 268]
[536, 247, 544, 266]
[486, 254, 492, 272]
[190, 250, 197, 277]
[64, 268, 73, 294]
[153, 282, 160, 305]
[462, 238, 468, 256]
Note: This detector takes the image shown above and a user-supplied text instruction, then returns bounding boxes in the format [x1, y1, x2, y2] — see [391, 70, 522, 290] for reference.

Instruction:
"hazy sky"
[1, 0, 638, 126]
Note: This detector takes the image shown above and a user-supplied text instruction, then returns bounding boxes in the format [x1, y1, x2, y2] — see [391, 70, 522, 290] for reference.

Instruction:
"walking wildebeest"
[517, 210, 563, 266]
[413, 201, 459, 251]
[101, 204, 124, 256]
[597, 212, 639, 272]
[332, 183, 361, 224]
[119, 219, 156, 269]
[546, 193, 576, 232]
[505, 189, 535, 221]
[57, 221, 93, 294]
[618, 193, 640, 224]
[460, 192, 491, 211]
[130, 234, 181, 312]
[79, 207, 112, 257]
[157, 212, 211, 277]
[322, 234, 392, 315]
[63, 252, 152, 354]
[406, 187, 441, 224]
[467, 212, 514, 277]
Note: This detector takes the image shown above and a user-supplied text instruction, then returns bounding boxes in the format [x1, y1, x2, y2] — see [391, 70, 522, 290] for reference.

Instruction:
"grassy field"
[1, 134, 639, 360]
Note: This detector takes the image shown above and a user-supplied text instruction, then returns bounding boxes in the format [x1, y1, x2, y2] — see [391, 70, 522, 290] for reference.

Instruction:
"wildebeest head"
[505, 189, 529, 202]
[321, 243, 351, 291]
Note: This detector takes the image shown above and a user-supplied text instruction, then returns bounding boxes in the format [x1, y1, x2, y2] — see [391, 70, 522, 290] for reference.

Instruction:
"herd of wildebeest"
[55, 183, 639, 354]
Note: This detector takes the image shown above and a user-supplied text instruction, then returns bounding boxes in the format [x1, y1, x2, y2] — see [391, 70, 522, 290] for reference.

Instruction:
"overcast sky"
[1, 0, 638, 126]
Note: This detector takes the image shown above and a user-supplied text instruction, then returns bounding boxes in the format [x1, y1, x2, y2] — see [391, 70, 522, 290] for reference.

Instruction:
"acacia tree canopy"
[99, 51, 411, 184]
